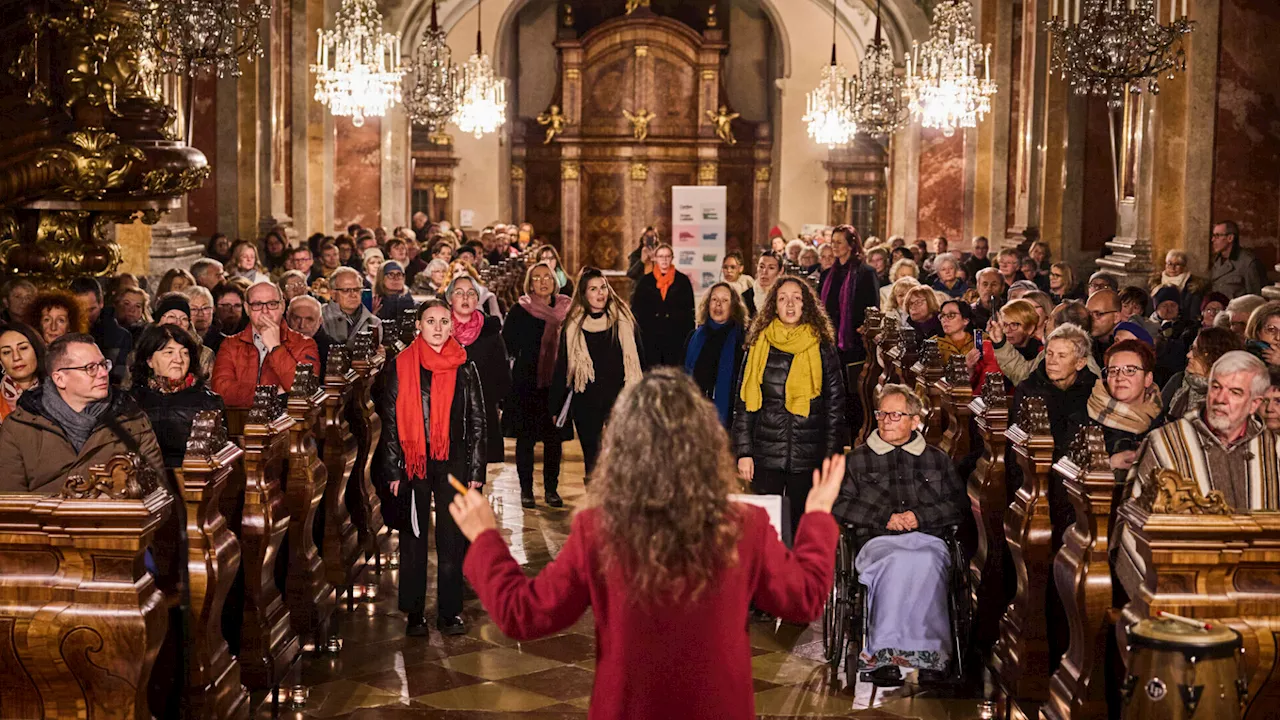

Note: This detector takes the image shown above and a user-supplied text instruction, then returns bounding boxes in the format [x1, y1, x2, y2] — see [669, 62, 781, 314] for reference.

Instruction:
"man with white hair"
[323, 266, 381, 347]
[1125, 350, 1280, 510]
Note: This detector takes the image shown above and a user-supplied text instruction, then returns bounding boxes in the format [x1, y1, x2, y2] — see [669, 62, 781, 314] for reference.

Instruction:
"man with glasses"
[322, 267, 382, 347]
[212, 281, 320, 408]
[287, 295, 333, 371]
[833, 384, 965, 687]
[0, 333, 164, 493]
[183, 286, 217, 336]
[1210, 220, 1266, 298]
[1085, 288, 1121, 366]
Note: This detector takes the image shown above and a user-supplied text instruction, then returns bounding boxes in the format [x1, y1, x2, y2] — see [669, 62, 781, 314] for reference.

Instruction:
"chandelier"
[803, 0, 857, 148]
[312, 0, 405, 127]
[133, 0, 270, 77]
[905, 0, 996, 137]
[853, 0, 909, 138]
[451, 0, 507, 138]
[404, 0, 460, 132]
[1046, 0, 1194, 109]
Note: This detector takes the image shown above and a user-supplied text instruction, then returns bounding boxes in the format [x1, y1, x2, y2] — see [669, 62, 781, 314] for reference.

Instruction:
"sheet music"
[730, 494, 784, 541]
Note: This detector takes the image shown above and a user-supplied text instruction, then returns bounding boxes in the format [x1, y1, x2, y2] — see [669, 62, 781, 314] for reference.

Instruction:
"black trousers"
[752, 468, 813, 547]
[398, 463, 468, 617]
[515, 434, 561, 494]
[843, 362, 864, 449]
[576, 419, 604, 480]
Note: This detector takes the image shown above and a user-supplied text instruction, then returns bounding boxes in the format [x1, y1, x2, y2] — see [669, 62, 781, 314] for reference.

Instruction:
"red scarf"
[396, 335, 467, 477]
[451, 310, 484, 346]
[654, 265, 676, 300]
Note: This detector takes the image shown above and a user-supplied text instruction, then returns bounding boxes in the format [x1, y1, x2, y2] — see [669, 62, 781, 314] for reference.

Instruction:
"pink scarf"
[452, 310, 485, 346]
[518, 294, 570, 388]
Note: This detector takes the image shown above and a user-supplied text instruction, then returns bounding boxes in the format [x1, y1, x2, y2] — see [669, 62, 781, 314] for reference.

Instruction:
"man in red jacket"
[212, 281, 320, 408]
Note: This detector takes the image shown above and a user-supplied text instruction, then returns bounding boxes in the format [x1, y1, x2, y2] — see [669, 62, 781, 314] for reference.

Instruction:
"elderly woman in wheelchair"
[829, 383, 968, 687]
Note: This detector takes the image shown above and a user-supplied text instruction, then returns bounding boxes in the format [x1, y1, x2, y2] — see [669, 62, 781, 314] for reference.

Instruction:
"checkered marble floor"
[260, 440, 986, 719]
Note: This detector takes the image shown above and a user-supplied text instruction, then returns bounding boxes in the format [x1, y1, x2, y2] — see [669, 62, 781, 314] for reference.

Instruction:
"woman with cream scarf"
[739, 252, 782, 319]
[1147, 249, 1208, 323]
[551, 267, 645, 480]
[1087, 339, 1165, 479]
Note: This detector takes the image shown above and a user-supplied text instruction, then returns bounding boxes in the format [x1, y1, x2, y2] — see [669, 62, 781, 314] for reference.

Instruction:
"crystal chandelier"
[132, 0, 271, 77]
[802, 0, 857, 148]
[853, 0, 909, 138]
[905, 0, 997, 137]
[451, 0, 507, 139]
[1046, 0, 1194, 109]
[312, 0, 405, 127]
[404, 0, 460, 132]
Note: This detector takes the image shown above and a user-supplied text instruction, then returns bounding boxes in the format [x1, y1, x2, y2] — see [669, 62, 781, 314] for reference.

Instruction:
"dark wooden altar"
[511, 8, 772, 273]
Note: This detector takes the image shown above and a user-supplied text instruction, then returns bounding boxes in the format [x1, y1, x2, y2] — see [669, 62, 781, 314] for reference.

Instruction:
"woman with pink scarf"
[449, 275, 510, 470]
[501, 263, 572, 508]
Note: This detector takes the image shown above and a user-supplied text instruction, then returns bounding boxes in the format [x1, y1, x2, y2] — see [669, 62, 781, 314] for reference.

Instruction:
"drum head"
[1129, 618, 1242, 661]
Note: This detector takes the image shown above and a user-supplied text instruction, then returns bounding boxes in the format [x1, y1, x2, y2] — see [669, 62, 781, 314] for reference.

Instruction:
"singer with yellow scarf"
[732, 277, 847, 544]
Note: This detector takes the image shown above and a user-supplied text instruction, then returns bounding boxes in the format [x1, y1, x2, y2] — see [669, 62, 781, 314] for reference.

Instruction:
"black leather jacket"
[731, 342, 847, 474]
[131, 382, 225, 468]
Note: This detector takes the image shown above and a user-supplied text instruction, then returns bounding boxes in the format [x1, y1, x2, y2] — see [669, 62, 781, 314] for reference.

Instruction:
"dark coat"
[463, 315, 512, 462]
[731, 342, 848, 475]
[92, 311, 134, 386]
[376, 291, 418, 323]
[549, 321, 645, 437]
[682, 323, 746, 426]
[501, 299, 574, 442]
[371, 355, 487, 530]
[819, 261, 881, 364]
[630, 270, 696, 368]
[131, 382, 225, 468]
[1210, 244, 1268, 298]
[833, 431, 966, 538]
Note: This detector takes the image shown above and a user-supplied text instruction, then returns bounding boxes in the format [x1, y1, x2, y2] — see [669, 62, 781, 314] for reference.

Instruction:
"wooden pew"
[890, 326, 920, 388]
[992, 395, 1056, 718]
[284, 364, 336, 649]
[225, 387, 300, 692]
[1043, 425, 1116, 720]
[0, 454, 172, 719]
[1115, 470, 1280, 718]
[347, 329, 386, 568]
[936, 356, 974, 462]
[967, 372, 1009, 660]
[320, 347, 362, 607]
[857, 308, 885, 444]
[913, 338, 947, 447]
[173, 410, 251, 720]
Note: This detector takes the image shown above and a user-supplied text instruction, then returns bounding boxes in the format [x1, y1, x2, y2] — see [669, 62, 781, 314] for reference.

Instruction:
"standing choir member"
[502, 263, 572, 508]
[552, 268, 645, 480]
[373, 300, 486, 637]
[447, 275, 510, 469]
[683, 283, 747, 427]
[733, 277, 847, 543]
[819, 224, 880, 442]
[630, 243, 695, 368]
[740, 252, 781, 318]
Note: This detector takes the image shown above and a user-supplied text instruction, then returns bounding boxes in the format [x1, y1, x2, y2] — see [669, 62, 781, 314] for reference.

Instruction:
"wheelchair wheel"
[822, 531, 852, 670]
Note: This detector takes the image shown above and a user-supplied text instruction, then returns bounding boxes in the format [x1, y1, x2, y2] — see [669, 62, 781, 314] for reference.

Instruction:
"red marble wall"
[1081, 97, 1117, 252]
[188, 73, 219, 239]
[334, 118, 382, 232]
[1211, 0, 1280, 270]
[917, 129, 965, 242]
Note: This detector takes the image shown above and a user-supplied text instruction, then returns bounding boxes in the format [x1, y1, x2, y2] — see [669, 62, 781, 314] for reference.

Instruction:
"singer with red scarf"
[373, 299, 486, 637]
[630, 243, 695, 367]
[447, 274, 510, 467]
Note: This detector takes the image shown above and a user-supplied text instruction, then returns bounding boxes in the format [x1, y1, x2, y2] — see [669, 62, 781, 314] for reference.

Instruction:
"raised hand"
[804, 454, 847, 514]
[449, 486, 498, 542]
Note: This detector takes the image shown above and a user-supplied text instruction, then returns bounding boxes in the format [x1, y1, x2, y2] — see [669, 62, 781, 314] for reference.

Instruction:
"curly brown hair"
[28, 290, 89, 340]
[589, 368, 743, 603]
[744, 276, 835, 347]
[695, 282, 747, 327]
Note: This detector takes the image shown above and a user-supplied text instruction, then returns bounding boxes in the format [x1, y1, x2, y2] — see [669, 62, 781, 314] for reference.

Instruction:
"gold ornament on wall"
[132, 166, 211, 197]
[561, 161, 580, 180]
[536, 105, 567, 144]
[630, 162, 648, 181]
[622, 108, 654, 141]
[562, 3, 574, 27]
[832, 187, 848, 203]
[35, 128, 145, 201]
[433, 183, 450, 199]
[755, 167, 772, 183]
[707, 4, 718, 28]
[706, 105, 739, 145]
[510, 166, 525, 181]
[698, 162, 717, 183]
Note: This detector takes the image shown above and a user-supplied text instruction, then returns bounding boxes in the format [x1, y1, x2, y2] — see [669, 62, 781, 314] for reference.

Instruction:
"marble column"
[258, 0, 296, 242]
[971, 0, 1015, 246]
[1008, 0, 1050, 247]
[889, 126, 920, 241]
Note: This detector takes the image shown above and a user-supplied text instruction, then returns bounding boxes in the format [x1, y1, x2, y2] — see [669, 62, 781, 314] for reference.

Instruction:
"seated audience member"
[212, 281, 320, 408]
[1164, 327, 1244, 419]
[183, 286, 216, 337]
[683, 282, 748, 428]
[879, 258, 919, 308]
[156, 268, 196, 301]
[995, 248, 1021, 288]
[1118, 286, 1160, 339]
[1088, 339, 1164, 474]
[988, 299, 1095, 386]
[834, 384, 965, 685]
[973, 299, 1043, 392]
[1021, 256, 1049, 292]
[287, 246, 321, 284]
[204, 283, 248, 354]
[1086, 289, 1121, 366]
[1021, 291, 1055, 342]
[287, 295, 332, 370]
[1087, 271, 1119, 297]
[375, 260, 417, 322]
[280, 270, 310, 301]
[1151, 285, 1186, 338]
[413, 258, 450, 297]
[1150, 249, 1208, 322]
[970, 267, 1005, 329]
[30, 290, 87, 347]
[362, 248, 385, 288]
[114, 287, 151, 340]
[1048, 262, 1082, 304]
[1215, 294, 1267, 335]
[1126, 351, 1278, 510]
[206, 232, 232, 265]
[151, 292, 215, 379]
[317, 241, 343, 279]
[2, 279, 37, 325]
[450, 369, 841, 719]
[903, 286, 943, 339]
[962, 236, 991, 281]
[0, 334, 164, 493]
[70, 278, 131, 386]
[930, 252, 968, 299]
[227, 240, 271, 284]
[130, 323, 223, 468]
[190, 258, 227, 290]
[1007, 280, 1039, 301]
[1112, 320, 1155, 347]
[798, 246, 821, 281]
[0, 323, 44, 422]
[718, 251, 754, 299]
[935, 300, 976, 364]
[324, 267, 382, 346]
[1261, 369, 1280, 433]
[1029, 240, 1051, 271]
[1245, 300, 1280, 369]
[1198, 292, 1228, 331]
[882, 276, 920, 321]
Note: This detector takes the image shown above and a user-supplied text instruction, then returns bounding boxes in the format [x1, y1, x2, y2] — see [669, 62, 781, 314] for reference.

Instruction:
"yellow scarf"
[740, 320, 824, 417]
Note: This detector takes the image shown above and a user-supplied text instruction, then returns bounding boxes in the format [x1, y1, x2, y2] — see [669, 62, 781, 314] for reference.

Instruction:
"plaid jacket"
[832, 431, 966, 537]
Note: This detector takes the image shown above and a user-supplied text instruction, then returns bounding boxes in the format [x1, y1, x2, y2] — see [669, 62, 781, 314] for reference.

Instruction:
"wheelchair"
[821, 523, 972, 687]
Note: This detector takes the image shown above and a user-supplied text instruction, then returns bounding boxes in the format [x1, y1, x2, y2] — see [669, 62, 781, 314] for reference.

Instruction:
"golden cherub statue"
[536, 105, 567, 144]
[622, 108, 655, 142]
[624, 0, 651, 14]
[706, 105, 739, 145]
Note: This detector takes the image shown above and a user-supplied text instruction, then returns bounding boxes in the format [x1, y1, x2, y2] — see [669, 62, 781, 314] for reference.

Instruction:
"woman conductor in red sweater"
[449, 368, 842, 719]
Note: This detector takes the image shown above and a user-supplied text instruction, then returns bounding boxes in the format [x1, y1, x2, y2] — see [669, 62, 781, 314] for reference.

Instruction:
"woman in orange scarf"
[373, 299, 486, 638]
[630, 243, 695, 367]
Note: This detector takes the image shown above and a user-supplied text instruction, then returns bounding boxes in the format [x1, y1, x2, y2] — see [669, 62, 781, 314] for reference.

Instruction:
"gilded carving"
[36, 128, 145, 201]
[755, 167, 772, 183]
[707, 4, 718, 27]
[1135, 468, 1231, 516]
[433, 183, 450, 199]
[429, 131, 453, 145]
[635, 45, 648, 57]
[537, 105, 567, 144]
[706, 105, 739, 145]
[132, 165, 211, 197]
[698, 162, 717, 183]
[832, 187, 849, 203]
[624, 0, 651, 14]
[17, 13, 53, 107]
[630, 162, 648, 181]
[46, 0, 121, 113]
[622, 108, 654, 141]
[565, 68, 580, 80]
[510, 166, 526, 181]
[561, 161, 580, 180]
[562, 3, 574, 27]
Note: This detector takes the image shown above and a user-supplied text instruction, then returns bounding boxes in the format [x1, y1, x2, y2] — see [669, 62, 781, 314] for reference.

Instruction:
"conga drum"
[1123, 617, 1245, 720]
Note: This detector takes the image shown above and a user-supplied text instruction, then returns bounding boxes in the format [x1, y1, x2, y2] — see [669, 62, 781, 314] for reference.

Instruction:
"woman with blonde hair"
[551, 267, 645, 479]
[903, 285, 943, 339]
[973, 298, 1045, 393]
[683, 282, 748, 427]
[156, 268, 196, 302]
[227, 240, 271, 284]
[879, 257, 919, 308]
[732, 276, 847, 542]
[451, 369, 843, 720]
[881, 276, 920, 318]
[1049, 261, 1082, 304]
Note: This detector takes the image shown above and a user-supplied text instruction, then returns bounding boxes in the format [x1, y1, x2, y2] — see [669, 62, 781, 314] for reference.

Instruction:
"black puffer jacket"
[131, 382, 225, 468]
[372, 354, 486, 530]
[731, 342, 847, 474]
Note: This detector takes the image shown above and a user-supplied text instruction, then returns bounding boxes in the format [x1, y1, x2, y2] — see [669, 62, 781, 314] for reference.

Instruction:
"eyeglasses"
[1002, 321, 1024, 330]
[332, 287, 362, 295]
[874, 410, 917, 422]
[1104, 365, 1143, 378]
[938, 311, 962, 320]
[58, 359, 113, 376]
[453, 290, 479, 299]
[191, 306, 214, 315]
[216, 302, 242, 311]
[1089, 309, 1117, 319]
[385, 271, 404, 279]
[247, 300, 283, 311]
